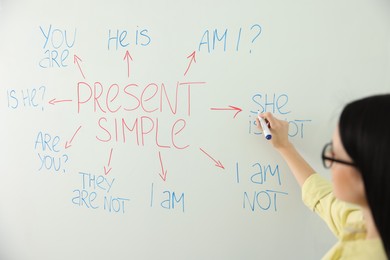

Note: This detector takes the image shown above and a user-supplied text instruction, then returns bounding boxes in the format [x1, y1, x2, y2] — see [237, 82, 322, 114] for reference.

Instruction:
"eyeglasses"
[321, 142, 356, 169]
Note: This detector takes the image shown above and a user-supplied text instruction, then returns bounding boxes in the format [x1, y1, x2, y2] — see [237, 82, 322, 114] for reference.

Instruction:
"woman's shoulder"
[302, 173, 363, 238]
[323, 238, 387, 260]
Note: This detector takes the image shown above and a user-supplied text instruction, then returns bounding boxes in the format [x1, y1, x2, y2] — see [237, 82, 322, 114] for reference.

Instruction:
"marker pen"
[257, 111, 272, 140]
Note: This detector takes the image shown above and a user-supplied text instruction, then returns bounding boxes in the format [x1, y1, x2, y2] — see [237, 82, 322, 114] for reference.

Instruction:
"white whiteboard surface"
[1, 1, 389, 259]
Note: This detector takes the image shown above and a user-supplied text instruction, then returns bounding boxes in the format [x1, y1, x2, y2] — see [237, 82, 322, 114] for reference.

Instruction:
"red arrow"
[158, 151, 168, 181]
[65, 126, 82, 149]
[210, 105, 243, 118]
[184, 50, 196, 76]
[123, 50, 133, 78]
[199, 148, 225, 170]
[48, 98, 72, 105]
[104, 148, 113, 175]
[73, 55, 86, 79]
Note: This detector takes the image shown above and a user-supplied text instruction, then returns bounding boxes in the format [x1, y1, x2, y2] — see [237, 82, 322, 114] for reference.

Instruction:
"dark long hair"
[339, 94, 390, 257]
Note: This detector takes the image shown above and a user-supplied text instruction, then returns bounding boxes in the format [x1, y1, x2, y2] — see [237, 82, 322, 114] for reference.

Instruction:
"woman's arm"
[257, 112, 315, 187]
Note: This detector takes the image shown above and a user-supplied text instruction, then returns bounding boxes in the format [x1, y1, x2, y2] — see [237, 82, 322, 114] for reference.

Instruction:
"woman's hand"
[256, 112, 291, 150]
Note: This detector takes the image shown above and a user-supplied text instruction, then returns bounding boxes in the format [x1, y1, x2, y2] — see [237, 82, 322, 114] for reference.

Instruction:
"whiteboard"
[1, 0, 389, 259]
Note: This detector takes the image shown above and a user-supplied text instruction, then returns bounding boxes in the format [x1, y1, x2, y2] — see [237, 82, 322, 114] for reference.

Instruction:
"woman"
[257, 94, 389, 259]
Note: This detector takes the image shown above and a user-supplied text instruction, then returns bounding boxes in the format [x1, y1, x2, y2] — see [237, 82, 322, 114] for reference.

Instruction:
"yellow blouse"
[302, 174, 387, 260]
